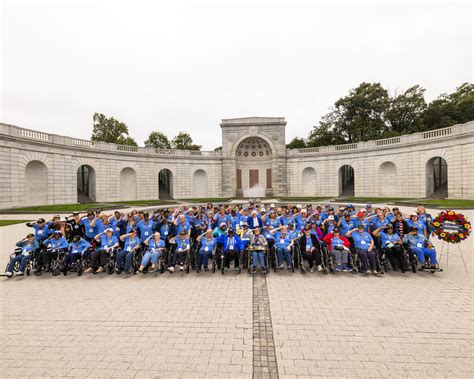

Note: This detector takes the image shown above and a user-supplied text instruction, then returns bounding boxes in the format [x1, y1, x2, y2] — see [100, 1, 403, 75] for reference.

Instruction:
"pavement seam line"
[253, 274, 279, 378]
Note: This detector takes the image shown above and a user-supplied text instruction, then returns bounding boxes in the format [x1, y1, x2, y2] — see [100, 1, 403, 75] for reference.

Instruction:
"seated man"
[300, 227, 323, 273]
[195, 229, 216, 272]
[115, 229, 141, 274]
[62, 235, 91, 275]
[5, 233, 39, 277]
[402, 227, 438, 269]
[90, 228, 119, 274]
[322, 228, 351, 272]
[217, 227, 242, 271]
[346, 224, 377, 274]
[373, 223, 405, 272]
[168, 231, 191, 272]
[35, 230, 69, 275]
[138, 232, 166, 274]
[249, 228, 268, 274]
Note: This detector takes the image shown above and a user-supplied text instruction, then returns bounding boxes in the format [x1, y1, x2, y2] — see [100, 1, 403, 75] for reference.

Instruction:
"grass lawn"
[0, 220, 31, 227]
[338, 197, 474, 208]
[277, 197, 333, 202]
[1, 200, 174, 213]
[178, 198, 233, 203]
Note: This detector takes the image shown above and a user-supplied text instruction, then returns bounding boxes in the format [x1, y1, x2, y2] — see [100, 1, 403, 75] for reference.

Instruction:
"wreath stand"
[438, 241, 469, 273]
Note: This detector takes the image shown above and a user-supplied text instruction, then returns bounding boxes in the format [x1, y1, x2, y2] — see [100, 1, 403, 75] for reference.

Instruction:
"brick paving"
[1, 214, 473, 378]
[253, 274, 278, 378]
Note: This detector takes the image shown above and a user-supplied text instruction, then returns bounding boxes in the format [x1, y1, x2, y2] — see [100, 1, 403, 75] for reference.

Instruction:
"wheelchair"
[34, 246, 67, 276]
[291, 243, 304, 273]
[318, 242, 335, 274]
[64, 247, 93, 276]
[406, 246, 443, 274]
[4, 247, 38, 277]
[134, 247, 167, 275]
[349, 247, 384, 275]
[167, 244, 192, 274]
[220, 248, 241, 275]
[246, 246, 269, 274]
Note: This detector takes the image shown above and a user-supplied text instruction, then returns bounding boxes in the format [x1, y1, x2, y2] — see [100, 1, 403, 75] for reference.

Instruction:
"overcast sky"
[1, 0, 472, 150]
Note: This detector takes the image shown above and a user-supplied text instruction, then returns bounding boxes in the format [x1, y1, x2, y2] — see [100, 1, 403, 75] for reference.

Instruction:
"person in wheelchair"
[372, 223, 406, 272]
[115, 229, 141, 274]
[346, 224, 377, 274]
[137, 232, 166, 274]
[5, 233, 39, 277]
[90, 228, 120, 274]
[34, 230, 69, 274]
[168, 231, 191, 272]
[299, 227, 323, 273]
[270, 225, 295, 270]
[322, 228, 351, 272]
[402, 227, 439, 269]
[62, 235, 91, 275]
[249, 227, 268, 274]
[217, 227, 242, 272]
[195, 228, 217, 272]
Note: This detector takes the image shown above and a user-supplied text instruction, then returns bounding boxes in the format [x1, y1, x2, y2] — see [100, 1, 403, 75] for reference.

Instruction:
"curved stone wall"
[0, 118, 473, 209]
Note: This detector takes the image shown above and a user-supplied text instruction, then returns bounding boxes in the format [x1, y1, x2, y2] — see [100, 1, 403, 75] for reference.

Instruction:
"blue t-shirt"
[351, 232, 373, 250]
[200, 236, 216, 252]
[68, 239, 91, 254]
[274, 232, 292, 249]
[32, 224, 51, 241]
[81, 218, 97, 239]
[137, 220, 155, 242]
[99, 235, 119, 249]
[148, 238, 166, 252]
[379, 231, 401, 247]
[123, 236, 140, 252]
[175, 238, 190, 251]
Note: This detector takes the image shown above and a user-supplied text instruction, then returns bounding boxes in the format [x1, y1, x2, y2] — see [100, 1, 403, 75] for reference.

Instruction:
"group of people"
[4, 201, 440, 278]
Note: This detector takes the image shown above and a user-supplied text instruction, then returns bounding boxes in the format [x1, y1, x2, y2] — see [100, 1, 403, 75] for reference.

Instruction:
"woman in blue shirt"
[116, 229, 141, 274]
[138, 232, 166, 274]
[196, 229, 217, 272]
[373, 224, 405, 272]
[169, 231, 191, 272]
[90, 228, 120, 274]
[5, 233, 39, 277]
[347, 225, 377, 274]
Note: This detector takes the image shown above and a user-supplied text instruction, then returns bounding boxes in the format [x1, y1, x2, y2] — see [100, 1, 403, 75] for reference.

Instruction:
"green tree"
[286, 137, 307, 149]
[91, 113, 136, 145]
[422, 82, 474, 130]
[386, 85, 426, 135]
[144, 131, 171, 149]
[171, 131, 201, 150]
[117, 136, 138, 146]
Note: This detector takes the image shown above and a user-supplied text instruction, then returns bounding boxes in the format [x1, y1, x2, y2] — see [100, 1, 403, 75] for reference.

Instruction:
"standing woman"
[195, 229, 217, 272]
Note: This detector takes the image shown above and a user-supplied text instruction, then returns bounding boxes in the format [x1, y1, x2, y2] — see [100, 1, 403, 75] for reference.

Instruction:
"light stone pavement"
[1, 208, 473, 378]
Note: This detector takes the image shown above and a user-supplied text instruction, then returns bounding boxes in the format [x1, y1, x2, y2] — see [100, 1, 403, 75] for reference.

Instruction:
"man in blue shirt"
[217, 227, 242, 272]
[90, 228, 120, 274]
[116, 229, 141, 274]
[5, 233, 39, 277]
[402, 227, 438, 268]
[347, 225, 377, 274]
[62, 235, 91, 275]
[169, 231, 191, 272]
[26, 218, 51, 243]
[80, 212, 98, 242]
[136, 213, 155, 245]
[34, 230, 69, 275]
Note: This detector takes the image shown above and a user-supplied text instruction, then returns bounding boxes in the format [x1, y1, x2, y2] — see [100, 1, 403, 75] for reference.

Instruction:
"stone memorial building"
[0, 117, 473, 209]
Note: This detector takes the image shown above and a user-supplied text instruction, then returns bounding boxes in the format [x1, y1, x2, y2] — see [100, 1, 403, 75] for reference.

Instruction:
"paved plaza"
[1, 209, 473, 378]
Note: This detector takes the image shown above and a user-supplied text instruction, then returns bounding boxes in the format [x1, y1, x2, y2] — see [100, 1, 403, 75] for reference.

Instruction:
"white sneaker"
[234, 267, 240, 271]
[84, 267, 92, 273]
[278, 265, 283, 269]
[309, 268, 314, 273]
[96, 266, 104, 273]
[367, 270, 372, 274]
[5, 271, 13, 277]
[16, 271, 24, 276]
[373, 270, 378, 274]
[317, 265, 323, 272]
[168, 266, 175, 272]
[179, 265, 184, 271]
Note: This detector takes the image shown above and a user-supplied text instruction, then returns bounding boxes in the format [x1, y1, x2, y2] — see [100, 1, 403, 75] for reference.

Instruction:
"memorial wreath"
[432, 210, 471, 243]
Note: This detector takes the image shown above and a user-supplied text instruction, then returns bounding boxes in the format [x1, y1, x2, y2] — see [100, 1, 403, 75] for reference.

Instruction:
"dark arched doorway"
[339, 165, 354, 197]
[426, 157, 448, 198]
[159, 169, 173, 199]
[77, 165, 96, 203]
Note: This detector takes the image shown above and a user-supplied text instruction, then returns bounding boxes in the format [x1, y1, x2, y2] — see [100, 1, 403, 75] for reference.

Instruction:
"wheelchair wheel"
[26, 267, 31, 276]
[52, 267, 61, 276]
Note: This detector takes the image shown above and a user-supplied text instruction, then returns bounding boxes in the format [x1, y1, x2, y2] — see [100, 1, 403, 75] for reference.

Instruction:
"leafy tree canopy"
[91, 113, 136, 145]
[171, 131, 202, 150]
[144, 131, 171, 149]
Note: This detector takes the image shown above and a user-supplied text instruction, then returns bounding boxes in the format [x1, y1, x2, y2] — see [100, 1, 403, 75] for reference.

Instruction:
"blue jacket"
[247, 215, 263, 229]
[218, 234, 242, 251]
